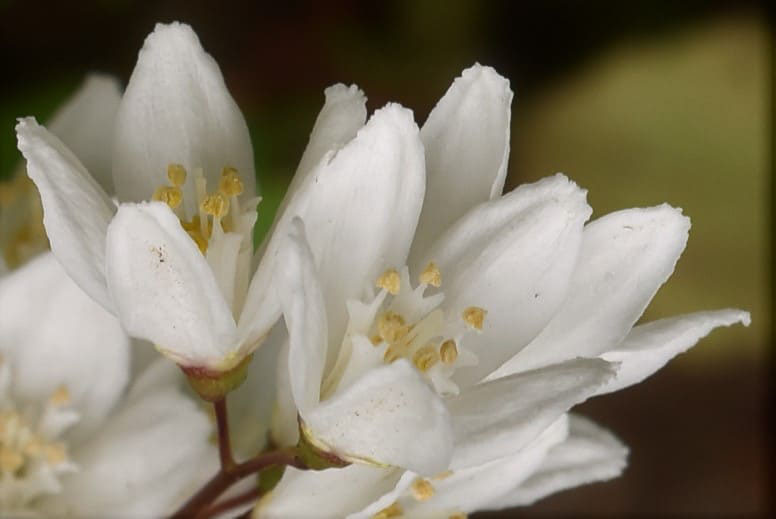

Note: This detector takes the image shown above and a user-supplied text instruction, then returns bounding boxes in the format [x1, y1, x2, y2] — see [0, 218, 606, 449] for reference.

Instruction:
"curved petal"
[105, 202, 236, 368]
[422, 174, 590, 386]
[270, 336, 300, 447]
[112, 22, 255, 210]
[288, 83, 367, 200]
[241, 104, 426, 369]
[597, 309, 751, 395]
[493, 204, 691, 376]
[400, 416, 568, 517]
[410, 63, 512, 264]
[276, 218, 327, 414]
[304, 360, 452, 475]
[43, 380, 215, 517]
[256, 465, 400, 519]
[48, 74, 123, 194]
[448, 358, 614, 469]
[16, 117, 116, 310]
[487, 414, 628, 509]
[0, 253, 130, 443]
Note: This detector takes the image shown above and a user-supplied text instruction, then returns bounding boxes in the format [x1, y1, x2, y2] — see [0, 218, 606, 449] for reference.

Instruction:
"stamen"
[167, 163, 187, 187]
[152, 186, 183, 209]
[201, 192, 230, 219]
[462, 306, 486, 330]
[412, 345, 440, 372]
[219, 166, 244, 196]
[377, 311, 408, 343]
[376, 268, 401, 295]
[49, 385, 70, 406]
[419, 261, 442, 287]
[372, 501, 402, 519]
[440, 339, 458, 364]
[432, 469, 454, 480]
[410, 477, 435, 501]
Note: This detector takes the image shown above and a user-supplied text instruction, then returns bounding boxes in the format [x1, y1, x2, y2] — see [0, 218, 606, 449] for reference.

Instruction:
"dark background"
[0, 1, 770, 516]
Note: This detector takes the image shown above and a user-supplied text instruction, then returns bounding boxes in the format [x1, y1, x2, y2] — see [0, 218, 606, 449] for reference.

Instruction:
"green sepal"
[181, 354, 253, 402]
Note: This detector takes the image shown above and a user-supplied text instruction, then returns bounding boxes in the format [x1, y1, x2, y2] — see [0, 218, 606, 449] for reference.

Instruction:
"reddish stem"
[199, 486, 262, 518]
[214, 398, 234, 469]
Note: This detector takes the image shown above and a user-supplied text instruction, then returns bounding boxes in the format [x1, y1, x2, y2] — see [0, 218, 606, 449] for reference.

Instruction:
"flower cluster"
[2, 21, 749, 518]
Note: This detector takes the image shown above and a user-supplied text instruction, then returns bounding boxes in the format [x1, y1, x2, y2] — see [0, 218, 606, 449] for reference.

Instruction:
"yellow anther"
[413, 345, 440, 372]
[219, 166, 244, 196]
[377, 311, 408, 344]
[383, 345, 401, 364]
[462, 307, 486, 330]
[372, 501, 402, 519]
[448, 513, 467, 519]
[201, 192, 230, 218]
[167, 163, 187, 187]
[43, 443, 66, 465]
[376, 268, 401, 295]
[410, 477, 435, 501]
[49, 385, 70, 406]
[440, 339, 458, 365]
[0, 446, 24, 472]
[152, 186, 183, 209]
[23, 438, 42, 457]
[419, 261, 442, 287]
[370, 334, 382, 346]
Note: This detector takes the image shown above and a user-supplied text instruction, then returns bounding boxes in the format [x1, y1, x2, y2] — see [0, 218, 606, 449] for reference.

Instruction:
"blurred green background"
[0, 1, 770, 516]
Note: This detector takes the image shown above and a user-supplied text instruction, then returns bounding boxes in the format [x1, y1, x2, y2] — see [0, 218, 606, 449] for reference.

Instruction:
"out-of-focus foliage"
[510, 15, 767, 360]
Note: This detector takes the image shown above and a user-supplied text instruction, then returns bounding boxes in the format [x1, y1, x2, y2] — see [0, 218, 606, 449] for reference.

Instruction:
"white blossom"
[255, 64, 750, 517]
[15, 22, 284, 372]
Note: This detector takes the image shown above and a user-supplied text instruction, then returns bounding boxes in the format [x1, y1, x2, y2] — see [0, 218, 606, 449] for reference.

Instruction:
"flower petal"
[422, 174, 590, 386]
[288, 83, 367, 199]
[276, 218, 327, 414]
[257, 465, 400, 519]
[105, 202, 236, 368]
[112, 22, 255, 209]
[304, 360, 452, 475]
[241, 104, 425, 369]
[448, 358, 614, 469]
[0, 253, 130, 442]
[400, 416, 568, 516]
[48, 74, 122, 194]
[410, 64, 512, 264]
[597, 309, 751, 395]
[492, 204, 691, 376]
[487, 414, 628, 509]
[43, 376, 215, 517]
[16, 117, 116, 310]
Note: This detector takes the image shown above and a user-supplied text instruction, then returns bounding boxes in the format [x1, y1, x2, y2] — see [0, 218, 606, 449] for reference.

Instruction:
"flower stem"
[171, 447, 303, 518]
[214, 398, 234, 469]
[200, 486, 262, 518]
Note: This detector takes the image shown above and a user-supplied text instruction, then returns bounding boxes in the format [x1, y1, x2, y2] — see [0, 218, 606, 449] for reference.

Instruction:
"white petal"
[0, 253, 130, 442]
[241, 104, 425, 369]
[16, 117, 116, 310]
[48, 74, 123, 194]
[401, 416, 568, 516]
[257, 465, 400, 519]
[270, 336, 300, 447]
[288, 83, 367, 199]
[44, 381, 215, 517]
[105, 202, 236, 368]
[597, 309, 751, 395]
[448, 358, 614, 469]
[488, 414, 628, 509]
[276, 218, 327, 414]
[422, 174, 590, 386]
[304, 360, 452, 475]
[492, 204, 691, 376]
[410, 64, 512, 264]
[112, 22, 255, 210]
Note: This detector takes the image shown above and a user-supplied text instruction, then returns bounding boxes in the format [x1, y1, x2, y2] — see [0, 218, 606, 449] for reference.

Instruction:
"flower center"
[323, 263, 485, 398]
[0, 358, 78, 513]
[151, 164, 256, 255]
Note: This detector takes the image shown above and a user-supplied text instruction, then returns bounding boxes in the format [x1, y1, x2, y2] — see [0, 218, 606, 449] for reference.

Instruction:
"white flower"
[255, 64, 750, 516]
[0, 252, 213, 516]
[15, 22, 279, 372]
